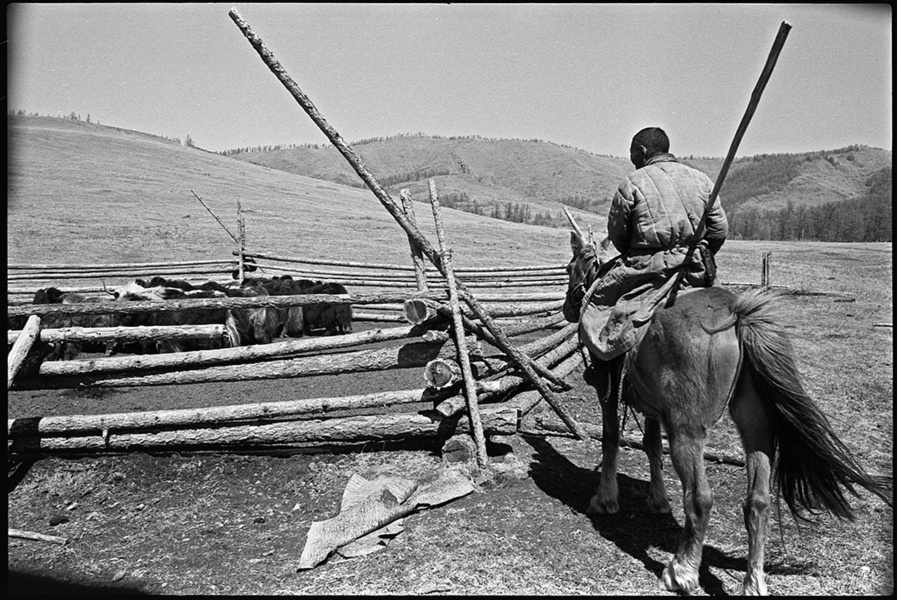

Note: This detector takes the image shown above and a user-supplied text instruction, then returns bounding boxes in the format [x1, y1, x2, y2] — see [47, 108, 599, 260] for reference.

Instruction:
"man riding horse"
[566, 126, 729, 403]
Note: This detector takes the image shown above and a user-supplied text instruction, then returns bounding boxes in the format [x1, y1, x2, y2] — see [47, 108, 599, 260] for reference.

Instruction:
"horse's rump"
[624, 286, 742, 426]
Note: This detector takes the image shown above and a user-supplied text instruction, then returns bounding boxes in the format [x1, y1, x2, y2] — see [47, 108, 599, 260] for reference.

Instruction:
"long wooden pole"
[670, 21, 791, 298]
[191, 190, 240, 244]
[228, 8, 588, 441]
[709, 21, 792, 209]
[428, 180, 488, 467]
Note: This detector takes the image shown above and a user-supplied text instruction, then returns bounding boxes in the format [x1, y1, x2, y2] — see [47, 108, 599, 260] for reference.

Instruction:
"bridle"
[564, 245, 601, 322]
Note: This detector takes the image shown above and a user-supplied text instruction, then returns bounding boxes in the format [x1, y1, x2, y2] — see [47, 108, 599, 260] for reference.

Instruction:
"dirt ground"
[7, 318, 894, 596]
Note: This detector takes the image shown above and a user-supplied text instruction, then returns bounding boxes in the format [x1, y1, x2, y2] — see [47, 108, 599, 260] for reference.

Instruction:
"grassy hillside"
[225, 134, 631, 227]
[7, 116, 594, 273]
[224, 134, 891, 240]
[7, 115, 890, 285]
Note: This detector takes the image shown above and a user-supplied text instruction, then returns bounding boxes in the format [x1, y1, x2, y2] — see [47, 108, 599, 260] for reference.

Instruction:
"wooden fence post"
[428, 180, 488, 468]
[400, 189, 429, 293]
[761, 252, 771, 287]
[237, 200, 247, 284]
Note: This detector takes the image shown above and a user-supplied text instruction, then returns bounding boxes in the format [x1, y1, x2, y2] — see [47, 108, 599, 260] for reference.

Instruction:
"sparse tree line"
[218, 132, 618, 160]
[730, 167, 891, 242]
[555, 193, 612, 215]
[8, 110, 196, 147]
[413, 192, 562, 228]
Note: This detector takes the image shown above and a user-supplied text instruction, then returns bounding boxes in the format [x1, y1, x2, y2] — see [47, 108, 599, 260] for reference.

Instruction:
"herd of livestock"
[9, 275, 353, 360]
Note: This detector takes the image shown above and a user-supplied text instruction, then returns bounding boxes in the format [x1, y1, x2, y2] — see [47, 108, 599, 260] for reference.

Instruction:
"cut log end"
[424, 359, 460, 389]
[403, 298, 435, 325]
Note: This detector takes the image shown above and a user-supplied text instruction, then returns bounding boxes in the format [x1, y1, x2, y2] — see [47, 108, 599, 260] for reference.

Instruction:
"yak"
[242, 275, 352, 336]
[112, 281, 231, 353]
[113, 278, 280, 350]
[22, 287, 119, 360]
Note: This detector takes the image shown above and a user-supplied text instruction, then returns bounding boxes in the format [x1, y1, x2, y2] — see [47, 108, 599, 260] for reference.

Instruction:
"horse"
[561, 222, 891, 595]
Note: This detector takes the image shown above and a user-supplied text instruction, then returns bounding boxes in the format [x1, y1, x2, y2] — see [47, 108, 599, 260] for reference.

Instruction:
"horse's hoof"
[644, 498, 672, 514]
[741, 574, 767, 596]
[661, 561, 700, 594]
[587, 495, 619, 515]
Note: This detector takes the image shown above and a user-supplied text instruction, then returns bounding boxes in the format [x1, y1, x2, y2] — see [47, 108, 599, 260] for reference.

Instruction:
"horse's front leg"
[643, 416, 671, 514]
[588, 386, 620, 515]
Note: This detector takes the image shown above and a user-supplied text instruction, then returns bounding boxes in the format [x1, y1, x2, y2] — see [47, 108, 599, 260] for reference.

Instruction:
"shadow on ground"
[7, 569, 148, 596]
[522, 434, 751, 596]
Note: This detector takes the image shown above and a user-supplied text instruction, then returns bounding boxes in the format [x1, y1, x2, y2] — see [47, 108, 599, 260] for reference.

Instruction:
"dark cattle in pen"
[244, 276, 353, 336]
[112, 281, 231, 353]
[20, 287, 119, 360]
[240, 275, 309, 338]
[241, 275, 353, 337]
[301, 281, 353, 335]
[222, 285, 283, 347]
[115, 278, 281, 350]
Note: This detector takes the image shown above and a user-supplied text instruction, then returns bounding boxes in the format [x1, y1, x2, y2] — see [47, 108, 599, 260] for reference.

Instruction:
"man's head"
[629, 127, 670, 168]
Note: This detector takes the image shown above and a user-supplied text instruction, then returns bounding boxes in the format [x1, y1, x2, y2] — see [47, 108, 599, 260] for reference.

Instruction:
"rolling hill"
[224, 134, 891, 239]
[6, 116, 583, 272]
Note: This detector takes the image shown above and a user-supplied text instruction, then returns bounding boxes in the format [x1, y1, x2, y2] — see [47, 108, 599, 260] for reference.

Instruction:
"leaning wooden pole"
[428, 179, 488, 467]
[8, 315, 41, 390]
[670, 21, 792, 298]
[400, 189, 429, 293]
[228, 8, 588, 441]
[191, 190, 240, 244]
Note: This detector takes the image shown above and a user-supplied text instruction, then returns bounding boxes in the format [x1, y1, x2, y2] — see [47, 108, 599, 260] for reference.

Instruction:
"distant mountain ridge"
[224, 134, 891, 239]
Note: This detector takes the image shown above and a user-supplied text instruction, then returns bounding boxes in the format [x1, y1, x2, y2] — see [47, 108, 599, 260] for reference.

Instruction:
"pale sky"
[7, 3, 892, 158]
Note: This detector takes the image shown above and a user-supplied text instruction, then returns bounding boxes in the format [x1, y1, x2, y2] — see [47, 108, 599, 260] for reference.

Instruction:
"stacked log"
[8, 251, 580, 455]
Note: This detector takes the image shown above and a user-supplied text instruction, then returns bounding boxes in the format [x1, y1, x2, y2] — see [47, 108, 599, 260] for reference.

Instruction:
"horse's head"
[562, 208, 613, 323]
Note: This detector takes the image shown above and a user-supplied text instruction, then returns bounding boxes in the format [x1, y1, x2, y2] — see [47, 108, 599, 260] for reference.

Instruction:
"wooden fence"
[7, 253, 579, 464]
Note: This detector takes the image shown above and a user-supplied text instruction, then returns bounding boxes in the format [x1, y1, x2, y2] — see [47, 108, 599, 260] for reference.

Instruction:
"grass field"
[7, 116, 894, 595]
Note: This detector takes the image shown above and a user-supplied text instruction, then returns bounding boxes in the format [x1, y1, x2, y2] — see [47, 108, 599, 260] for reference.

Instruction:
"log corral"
[8, 240, 579, 464]
[8, 9, 591, 465]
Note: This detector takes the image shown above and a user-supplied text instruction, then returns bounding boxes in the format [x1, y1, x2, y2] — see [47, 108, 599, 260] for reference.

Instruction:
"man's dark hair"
[632, 127, 670, 156]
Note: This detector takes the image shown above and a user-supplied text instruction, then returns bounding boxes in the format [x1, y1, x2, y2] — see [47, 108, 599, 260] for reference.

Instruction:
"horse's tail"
[732, 288, 892, 521]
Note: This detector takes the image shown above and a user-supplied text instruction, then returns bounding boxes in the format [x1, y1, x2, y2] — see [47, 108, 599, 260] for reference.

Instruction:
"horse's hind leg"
[729, 367, 775, 596]
[643, 416, 671, 514]
[661, 433, 713, 594]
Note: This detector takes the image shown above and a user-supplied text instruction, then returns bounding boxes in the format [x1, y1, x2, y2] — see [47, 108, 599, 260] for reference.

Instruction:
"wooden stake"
[400, 189, 429, 293]
[237, 200, 246, 284]
[428, 180, 488, 467]
[228, 8, 588, 441]
[8, 315, 41, 390]
[191, 190, 240, 243]
[8, 528, 68, 545]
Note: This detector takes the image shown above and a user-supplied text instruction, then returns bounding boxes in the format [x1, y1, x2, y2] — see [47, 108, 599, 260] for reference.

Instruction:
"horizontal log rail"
[7, 405, 519, 455]
[251, 263, 566, 280]
[239, 249, 564, 273]
[8, 266, 235, 281]
[31, 324, 447, 377]
[9, 386, 452, 437]
[8, 324, 227, 346]
[8, 292, 415, 319]
[424, 322, 577, 389]
[8, 293, 563, 319]
[8, 259, 237, 271]
[13, 336, 467, 389]
[433, 335, 580, 418]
